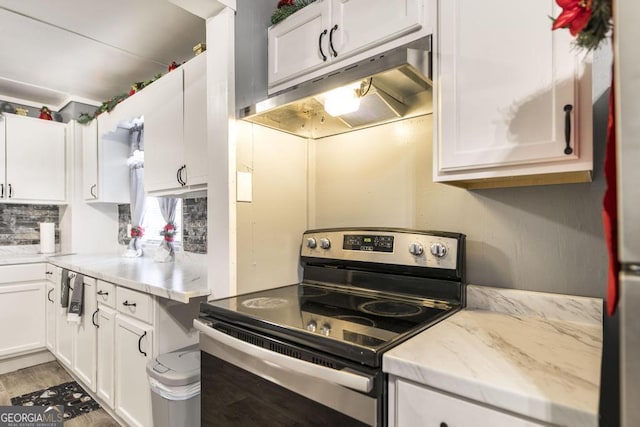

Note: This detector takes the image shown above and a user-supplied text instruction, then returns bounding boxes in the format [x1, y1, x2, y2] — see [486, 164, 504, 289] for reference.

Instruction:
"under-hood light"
[323, 83, 362, 117]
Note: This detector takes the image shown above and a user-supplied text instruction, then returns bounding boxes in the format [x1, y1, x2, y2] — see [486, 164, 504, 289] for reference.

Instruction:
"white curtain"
[123, 122, 146, 258]
[154, 197, 178, 262]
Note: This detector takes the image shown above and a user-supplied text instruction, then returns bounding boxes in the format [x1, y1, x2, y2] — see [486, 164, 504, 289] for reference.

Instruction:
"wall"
[0, 204, 59, 245]
[310, 48, 612, 299]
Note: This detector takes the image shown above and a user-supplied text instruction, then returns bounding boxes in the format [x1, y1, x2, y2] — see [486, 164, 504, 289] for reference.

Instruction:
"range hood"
[238, 37, 433, 139]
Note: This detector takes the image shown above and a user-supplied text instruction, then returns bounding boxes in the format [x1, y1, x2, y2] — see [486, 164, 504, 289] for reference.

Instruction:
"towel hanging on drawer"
[60, 269, 70, 308]
[67, 274, 85, 323]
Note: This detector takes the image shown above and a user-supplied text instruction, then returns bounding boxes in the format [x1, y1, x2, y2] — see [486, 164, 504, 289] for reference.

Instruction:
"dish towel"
[67, 273, 85, 323]
[60, 269, 70, 308]
[603, 74, 619, 316]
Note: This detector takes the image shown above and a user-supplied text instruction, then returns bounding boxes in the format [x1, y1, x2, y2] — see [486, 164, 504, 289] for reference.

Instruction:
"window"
[142, 197, 182, 248]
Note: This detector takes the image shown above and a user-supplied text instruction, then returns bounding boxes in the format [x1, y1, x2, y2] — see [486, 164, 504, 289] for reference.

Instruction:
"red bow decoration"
[161, 223, 176, 242]
[168, 61, 179, 72]
[552, 0, 593, 36]
[130, 226, 145, 238]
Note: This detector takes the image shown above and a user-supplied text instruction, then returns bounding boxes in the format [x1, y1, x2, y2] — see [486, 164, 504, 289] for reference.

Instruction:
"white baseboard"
[0, 350, 56, 375]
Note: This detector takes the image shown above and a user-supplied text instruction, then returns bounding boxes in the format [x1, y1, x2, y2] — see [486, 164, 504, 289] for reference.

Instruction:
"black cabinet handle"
[138, 331, 147, 357]
[563, 104, 573, 155]
[177, 165, 187, 186]
[440, 423, 448, 427]
[176, 167, 182, 185]
[97, 290, 109, 296]
[122, 300, 137, 307]
[45, 271, 53, 276]
[182, 165, 187, 186]
[1, 184, 3, 198]
[8, 184, 12, 198]
[329, 24, 338, 57]
[47, 288, 54, 303]
[90, 184, 97, 198]
[92, 308, 99, 328]
[318, 29, 328, 62]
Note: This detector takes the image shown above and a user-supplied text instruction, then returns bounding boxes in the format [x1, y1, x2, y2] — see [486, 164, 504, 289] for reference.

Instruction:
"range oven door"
[195, 319, 380, 426]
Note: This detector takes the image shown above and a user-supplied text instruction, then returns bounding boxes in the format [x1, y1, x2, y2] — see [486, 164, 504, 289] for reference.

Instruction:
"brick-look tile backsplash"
[182, 198, 207, 254]
[117, 198, 207, 254]
[0, 204, 60, 245]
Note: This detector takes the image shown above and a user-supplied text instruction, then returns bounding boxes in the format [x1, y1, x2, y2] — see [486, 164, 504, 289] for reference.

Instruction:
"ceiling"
[0, 0, 206, 109]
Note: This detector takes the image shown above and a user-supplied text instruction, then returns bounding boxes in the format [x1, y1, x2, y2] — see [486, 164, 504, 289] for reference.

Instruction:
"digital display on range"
[343, 235, 394, 252]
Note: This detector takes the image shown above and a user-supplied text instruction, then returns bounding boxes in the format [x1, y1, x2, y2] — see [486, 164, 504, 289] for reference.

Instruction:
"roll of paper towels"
[39, 223, 55, 254]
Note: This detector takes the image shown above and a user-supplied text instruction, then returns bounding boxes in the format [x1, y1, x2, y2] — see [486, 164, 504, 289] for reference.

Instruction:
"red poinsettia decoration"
[552, 0, 593, 36]
[277, 0, 295, 8]
[39, 106, 53, 120]
[130, 226, 145, 238]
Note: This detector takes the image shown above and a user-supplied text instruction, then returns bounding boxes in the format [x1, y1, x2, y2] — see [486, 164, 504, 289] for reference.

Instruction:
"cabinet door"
[5, 114, 66, 202]
[268, 0, 331, 87]
[0, 283, 46, 357]
[73, 278, 97, 392]
[436, 0, 580, 172]
[391, 377, 544, 427]
[115, 316, 153, 427]
[142, 69, 185, 194]
[81, 120, 99, 201]
[183, 52, 208, 188]
[330, 0, 423, 59]
[0, 117, 5, 200]
[96, 305, 116, 408]
[45, 282, 57, 353]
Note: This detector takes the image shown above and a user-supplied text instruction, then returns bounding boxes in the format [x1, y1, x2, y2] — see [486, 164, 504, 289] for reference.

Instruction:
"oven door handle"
[194, 319, 374, 393]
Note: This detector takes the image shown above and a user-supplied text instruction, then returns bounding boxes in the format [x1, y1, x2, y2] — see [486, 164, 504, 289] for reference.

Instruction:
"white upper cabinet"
[330, 0, 423, 59]
[83, 118, 131, 203]
[434, 0, 593, 188]
[144, 53, 207, 196]
[268, 0, 426, 91]
[2, 114, 66, 202]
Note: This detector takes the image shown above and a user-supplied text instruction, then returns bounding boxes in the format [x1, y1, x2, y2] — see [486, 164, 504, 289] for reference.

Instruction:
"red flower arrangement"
[551, 0, 612, 51]
[161, 223, 176, 243]
[130, 226, 145, 238]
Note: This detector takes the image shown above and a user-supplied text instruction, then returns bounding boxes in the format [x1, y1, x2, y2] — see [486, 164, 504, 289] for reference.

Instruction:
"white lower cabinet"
[73, 277, 97, 392]
[45, 282, 57, 352]
[115, 315, 153, 427]
[389, 376, 544, 427]
[0, 264, 47, 359]
[96, 305, 116, 408]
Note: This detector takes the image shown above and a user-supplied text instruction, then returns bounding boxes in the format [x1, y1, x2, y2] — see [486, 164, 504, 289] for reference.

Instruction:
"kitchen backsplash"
[117, 198, 207, 254]
[0, 204, 60, 245]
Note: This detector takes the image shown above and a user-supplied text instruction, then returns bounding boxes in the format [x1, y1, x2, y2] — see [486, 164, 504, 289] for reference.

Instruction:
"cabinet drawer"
[116, 288, 153, 324]
[0, 263, 46, 284]
[96, 280, 116, 308]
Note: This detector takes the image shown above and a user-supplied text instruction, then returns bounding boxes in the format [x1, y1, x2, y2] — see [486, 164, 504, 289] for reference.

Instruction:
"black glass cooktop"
[201, 282, 458, 366]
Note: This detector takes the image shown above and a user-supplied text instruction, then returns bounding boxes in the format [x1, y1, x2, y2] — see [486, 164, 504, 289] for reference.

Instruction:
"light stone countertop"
[383, 285, 602, 427]
[0, 245, 62, 265]
[46, 253, 210, 304]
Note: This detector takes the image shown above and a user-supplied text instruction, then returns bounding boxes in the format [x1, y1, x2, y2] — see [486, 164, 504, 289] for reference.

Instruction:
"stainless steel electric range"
[195, 228, 465, 426]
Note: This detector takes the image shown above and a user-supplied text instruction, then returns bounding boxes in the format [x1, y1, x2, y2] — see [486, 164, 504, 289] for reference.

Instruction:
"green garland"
[271, 0, 317, 25]
[575, 0, 612, 51]
[78, 73, 163, 124]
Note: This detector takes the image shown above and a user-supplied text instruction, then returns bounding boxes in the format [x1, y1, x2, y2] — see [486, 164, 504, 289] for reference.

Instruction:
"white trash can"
[147, 344, 200, 427]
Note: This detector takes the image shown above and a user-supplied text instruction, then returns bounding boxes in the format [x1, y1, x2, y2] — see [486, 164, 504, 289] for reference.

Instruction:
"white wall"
[312, 113, 607, 298]
[235, 121, 308, 294]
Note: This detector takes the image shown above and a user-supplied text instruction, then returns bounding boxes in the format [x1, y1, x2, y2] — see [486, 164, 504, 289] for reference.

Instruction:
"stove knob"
[319, 238, 331, 250]
[306, 238, 317, 249]
[320, 323, 331, 336]
[430, 242, 447, 258]
[409, 242, 424, 256]
[306, 320, 317, 332]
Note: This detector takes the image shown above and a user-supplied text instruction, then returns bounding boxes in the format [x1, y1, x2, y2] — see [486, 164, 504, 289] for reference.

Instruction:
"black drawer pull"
[563, 104, 574, 155]
[122, 300, 137, 307]
[138, 331, 147, 357]
[329, 24, 338, 57]
[92, 308, 99, 328]
[97, 290, 109, 296]
[318, 29, 328, 62]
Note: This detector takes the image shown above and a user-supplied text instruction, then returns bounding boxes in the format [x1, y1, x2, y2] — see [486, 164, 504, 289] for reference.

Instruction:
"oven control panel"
[301, 229, 461, 270]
